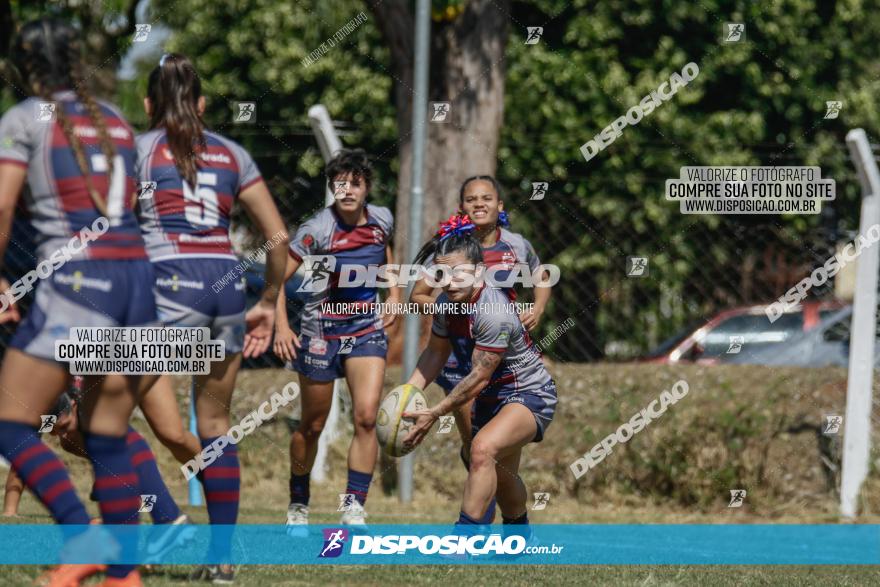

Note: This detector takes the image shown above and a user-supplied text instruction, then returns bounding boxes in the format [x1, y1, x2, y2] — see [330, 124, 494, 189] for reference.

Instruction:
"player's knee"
[469, 438, 498, 469]
[299, 416, 327, 438]
[353, 411, 376, 433]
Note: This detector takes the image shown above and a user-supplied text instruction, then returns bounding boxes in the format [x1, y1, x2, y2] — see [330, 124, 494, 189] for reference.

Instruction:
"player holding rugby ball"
[402, 218, 557, 530]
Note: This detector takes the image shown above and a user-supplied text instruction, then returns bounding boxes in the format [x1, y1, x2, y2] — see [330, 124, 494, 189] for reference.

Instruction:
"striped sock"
[84, 432, 139, 579]
[0, 420, 89, 525]
[125, 427, 180, 524]
[289, 473, 310, 506]
[345, 469, 372, 506]
[201, 437, 240, 562]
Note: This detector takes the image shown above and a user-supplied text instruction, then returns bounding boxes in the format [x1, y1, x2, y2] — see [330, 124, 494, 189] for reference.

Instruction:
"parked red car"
[640, 300, 846, 364]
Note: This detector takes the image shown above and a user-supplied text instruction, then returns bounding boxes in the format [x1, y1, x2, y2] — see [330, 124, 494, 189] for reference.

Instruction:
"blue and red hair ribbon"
[437, 214, 476, 241]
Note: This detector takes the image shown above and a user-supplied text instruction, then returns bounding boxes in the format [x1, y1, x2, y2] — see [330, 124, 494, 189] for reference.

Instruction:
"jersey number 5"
[183, 172, 220, 228]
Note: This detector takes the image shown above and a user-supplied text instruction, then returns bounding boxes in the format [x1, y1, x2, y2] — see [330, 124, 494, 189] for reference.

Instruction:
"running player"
[402, 222, 557, 531]
[0, 18, 169, 586]
[273, 149, 398, 530]
[410, 176, 552, 468]
[135, 53, 288, 583]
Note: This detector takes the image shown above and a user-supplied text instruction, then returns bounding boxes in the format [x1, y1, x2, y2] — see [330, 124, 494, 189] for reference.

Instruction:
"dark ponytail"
[414, 214, 483, 266]
[147, 53, 205, 187]
[11, 18, 116, 216]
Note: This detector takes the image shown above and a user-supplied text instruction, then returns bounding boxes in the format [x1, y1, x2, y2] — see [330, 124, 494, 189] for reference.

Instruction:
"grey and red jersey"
[0, 93, 146, 261]
[431, 285, 553, 394]
[135, 129, 262, 262]
[289, 204, 394, 339]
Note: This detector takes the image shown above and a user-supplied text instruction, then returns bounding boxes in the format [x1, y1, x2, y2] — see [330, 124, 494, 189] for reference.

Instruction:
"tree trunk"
[369, 0, 510, 266]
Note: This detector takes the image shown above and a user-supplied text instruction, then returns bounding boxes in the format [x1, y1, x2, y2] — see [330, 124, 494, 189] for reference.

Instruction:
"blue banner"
[0, 524, 875, 565]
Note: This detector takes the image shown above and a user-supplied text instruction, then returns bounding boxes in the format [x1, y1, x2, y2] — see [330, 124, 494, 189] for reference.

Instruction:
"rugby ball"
[376, 384, 428, 457]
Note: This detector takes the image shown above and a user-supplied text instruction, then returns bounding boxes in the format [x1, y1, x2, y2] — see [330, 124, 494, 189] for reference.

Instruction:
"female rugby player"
[273, 149, 398, 530]
[0, 18, 167, 586]
[135, 53, 288, 582]
[410, 177, 552, 518]
[402, 222, 557, 530]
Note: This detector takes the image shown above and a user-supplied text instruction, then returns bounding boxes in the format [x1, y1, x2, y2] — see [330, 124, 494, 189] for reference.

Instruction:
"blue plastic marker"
[188, 383, 203, 506]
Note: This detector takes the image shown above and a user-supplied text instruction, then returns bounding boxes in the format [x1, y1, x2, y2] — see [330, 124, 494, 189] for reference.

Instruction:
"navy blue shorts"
[153, 258, 246, 355]
[436, 360, 466, 393]
[471, 379, 557, 443]
[11, 260, 157, 362]
[293, 330, 388, 382]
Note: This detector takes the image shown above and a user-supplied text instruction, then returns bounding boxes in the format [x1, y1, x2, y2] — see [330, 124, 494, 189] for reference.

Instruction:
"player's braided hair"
[11, 18, 116, 217]
[147, 53, 205, 187]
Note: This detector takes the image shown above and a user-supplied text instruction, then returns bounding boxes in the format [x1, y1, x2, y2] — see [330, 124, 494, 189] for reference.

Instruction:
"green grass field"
[2, 363, 879, 585]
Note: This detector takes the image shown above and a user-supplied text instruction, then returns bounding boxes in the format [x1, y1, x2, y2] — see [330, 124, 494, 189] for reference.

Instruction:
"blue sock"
[289, 473, 310, 506]
[84, 432, 139, 579]
[345, 469, 372, 506]
[126, 427, 180, 524]
[0, 420, 90, 525]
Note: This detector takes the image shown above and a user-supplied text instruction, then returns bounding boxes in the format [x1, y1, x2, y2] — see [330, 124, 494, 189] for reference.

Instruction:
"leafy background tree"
[3, 0, 879, 360]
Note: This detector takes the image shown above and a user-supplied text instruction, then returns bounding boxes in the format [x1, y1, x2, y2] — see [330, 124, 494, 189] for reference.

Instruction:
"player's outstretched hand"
[243, 299, 276, 358]
[0, 279, 21, 324]
[273, 324, 300, 362]
[519, 307, 542, 331]
[401, 409, 438, 451]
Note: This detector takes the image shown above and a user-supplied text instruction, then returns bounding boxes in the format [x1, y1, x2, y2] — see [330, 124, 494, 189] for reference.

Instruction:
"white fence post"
[841, 128, 880, 517]
[307, 105, 345, 483]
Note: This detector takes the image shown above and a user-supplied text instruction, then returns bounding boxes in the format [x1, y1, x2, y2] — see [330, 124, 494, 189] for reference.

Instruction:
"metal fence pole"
[399, 0, 431, 503]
